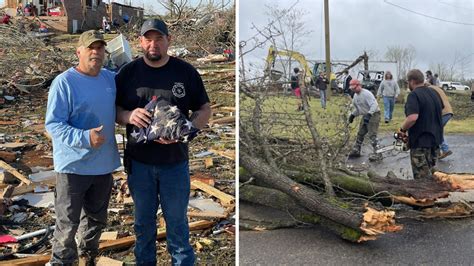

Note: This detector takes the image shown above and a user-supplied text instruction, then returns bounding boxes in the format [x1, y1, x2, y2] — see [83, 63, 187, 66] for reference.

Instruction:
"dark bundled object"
[130, 96, 199, 143]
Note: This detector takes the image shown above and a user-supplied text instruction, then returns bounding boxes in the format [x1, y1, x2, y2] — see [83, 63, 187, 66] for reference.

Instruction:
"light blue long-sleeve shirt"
[45, 67, 120, 175]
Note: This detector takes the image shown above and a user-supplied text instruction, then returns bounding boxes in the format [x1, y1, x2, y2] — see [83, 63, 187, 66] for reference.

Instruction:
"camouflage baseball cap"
[77, 30, 107, 48]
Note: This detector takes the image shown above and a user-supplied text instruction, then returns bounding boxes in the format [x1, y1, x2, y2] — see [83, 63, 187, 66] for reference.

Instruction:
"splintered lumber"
[97, 257, 123, 266]
[188, 211, 228, 219]
[241, 152, 402, 242]
[433, 171, 474, 190]
[209, 116, 235, 126]
[421, 202, 473, 218]
[209, 148, 235, 160]
[0, 160, 32, 185]
[0, 151, 16, 163]
[0, 220, 215, 265]
[191, 180, 235, 206]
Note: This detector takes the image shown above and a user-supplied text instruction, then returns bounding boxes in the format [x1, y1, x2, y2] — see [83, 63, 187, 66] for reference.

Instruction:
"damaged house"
[3, 0, 144, 33]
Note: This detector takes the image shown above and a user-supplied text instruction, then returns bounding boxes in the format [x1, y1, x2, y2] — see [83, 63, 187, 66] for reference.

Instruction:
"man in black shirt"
[399, 69, 443, 179]
[115, 19, 211, 265]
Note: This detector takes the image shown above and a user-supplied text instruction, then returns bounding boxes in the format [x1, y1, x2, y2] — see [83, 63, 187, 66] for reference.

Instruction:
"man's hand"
[363, 113, 372, 125]
[90, 125, 105, 148]
[396, 128, 409, 143]
[348, 114, 355, 124]
[127, 108, 152, 128]
[155, 137, 178, 144]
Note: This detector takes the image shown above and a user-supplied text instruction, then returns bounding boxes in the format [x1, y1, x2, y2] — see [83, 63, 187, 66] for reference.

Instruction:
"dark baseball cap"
[140, 19, 168, 36]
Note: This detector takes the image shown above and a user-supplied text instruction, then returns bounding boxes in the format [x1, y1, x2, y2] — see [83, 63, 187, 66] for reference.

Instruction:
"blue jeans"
[441, 113, 453, 152]
[383, 96, 395, 121]
[128, 159, 194, 266]
[320, 89, 327, 109]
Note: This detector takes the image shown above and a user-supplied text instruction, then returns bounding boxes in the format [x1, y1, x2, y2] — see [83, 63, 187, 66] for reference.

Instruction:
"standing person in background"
[425, 70, 435, 85]
[429, 85, 454, 159]
[291, 67, 303, 111]
[377, 71, 400, 123]
[316, 72, 328, 109]
[342, 70, 353, 98]
[45, 30, 120, 265]
[434, 73, 440, 86]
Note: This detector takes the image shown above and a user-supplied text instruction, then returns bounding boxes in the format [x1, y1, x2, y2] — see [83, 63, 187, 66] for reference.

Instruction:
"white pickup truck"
[439, 81, 471, 91]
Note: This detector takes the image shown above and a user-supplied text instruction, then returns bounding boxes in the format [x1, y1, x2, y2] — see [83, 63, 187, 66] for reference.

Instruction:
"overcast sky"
[239, 0, 474, 79]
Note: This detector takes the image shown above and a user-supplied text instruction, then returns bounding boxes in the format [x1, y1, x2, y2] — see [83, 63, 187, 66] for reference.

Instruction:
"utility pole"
[323, 0, 331, 91]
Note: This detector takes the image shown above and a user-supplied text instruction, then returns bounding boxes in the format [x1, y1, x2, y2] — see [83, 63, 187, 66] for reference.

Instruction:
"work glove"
[362, 113, 372, 125]
[348, 114, 355, 124]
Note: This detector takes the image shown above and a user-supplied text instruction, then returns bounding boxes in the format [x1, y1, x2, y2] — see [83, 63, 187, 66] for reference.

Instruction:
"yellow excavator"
[264, 45, 337, 88]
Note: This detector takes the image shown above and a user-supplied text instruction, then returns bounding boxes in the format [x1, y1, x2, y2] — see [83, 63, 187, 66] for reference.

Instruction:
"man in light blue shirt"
[45, 30, 120, 265]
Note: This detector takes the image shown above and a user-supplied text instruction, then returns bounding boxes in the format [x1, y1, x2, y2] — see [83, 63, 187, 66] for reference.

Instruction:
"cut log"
[241, 152, 402, 242]
[191, 180, 235, 206]
[282, 165, 452, 207]
[0, 160, 32, 185]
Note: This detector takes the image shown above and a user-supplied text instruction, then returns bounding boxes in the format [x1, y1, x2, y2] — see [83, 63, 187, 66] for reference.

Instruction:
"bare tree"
[385, 45, 417, 82]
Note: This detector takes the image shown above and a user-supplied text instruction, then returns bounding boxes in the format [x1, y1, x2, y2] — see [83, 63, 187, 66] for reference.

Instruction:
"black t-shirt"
[115, 57, 210, 165]
[290, 74, 299, 90]
[404, 86, 443, 148]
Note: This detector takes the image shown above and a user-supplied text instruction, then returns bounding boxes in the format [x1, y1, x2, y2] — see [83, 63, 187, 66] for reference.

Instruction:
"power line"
[383, 0, 474, 26]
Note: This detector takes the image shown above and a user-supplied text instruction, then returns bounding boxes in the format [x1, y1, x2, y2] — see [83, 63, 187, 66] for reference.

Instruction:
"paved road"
[239, 135, 474, 265]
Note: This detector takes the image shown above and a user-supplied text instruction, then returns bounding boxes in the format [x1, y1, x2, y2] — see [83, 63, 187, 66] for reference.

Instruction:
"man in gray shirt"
[348, 79, 381, 160]
[376, 71, 400, 123]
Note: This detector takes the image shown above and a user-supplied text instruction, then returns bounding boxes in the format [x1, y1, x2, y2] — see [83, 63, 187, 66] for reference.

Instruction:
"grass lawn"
[240, 92, 474, 139]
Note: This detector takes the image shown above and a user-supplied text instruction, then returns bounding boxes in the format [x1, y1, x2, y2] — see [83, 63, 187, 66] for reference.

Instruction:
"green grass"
[240, 92, 474, 139]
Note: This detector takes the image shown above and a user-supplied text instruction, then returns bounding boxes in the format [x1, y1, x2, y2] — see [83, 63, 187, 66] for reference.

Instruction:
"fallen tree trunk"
[240, 152, 402, 242]
[283, 166, 453, 207]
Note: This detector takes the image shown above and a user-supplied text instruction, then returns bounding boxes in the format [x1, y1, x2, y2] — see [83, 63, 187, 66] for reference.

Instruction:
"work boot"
[348, 149, 361, 158]
[368, 153, 382, 162]
[439, 150, 453, 159]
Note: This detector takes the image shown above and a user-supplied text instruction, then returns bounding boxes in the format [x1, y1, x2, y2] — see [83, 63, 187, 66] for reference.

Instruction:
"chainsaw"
[375, 132, 409, 154]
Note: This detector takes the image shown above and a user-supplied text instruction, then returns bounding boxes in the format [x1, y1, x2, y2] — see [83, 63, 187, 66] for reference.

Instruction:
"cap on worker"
[140, 18, 169, 36]
[349, 79, 361, 88]
[77, 30, 106, 48]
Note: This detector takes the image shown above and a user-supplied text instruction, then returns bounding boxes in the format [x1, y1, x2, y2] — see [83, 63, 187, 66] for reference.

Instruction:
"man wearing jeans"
[376, 71, 400, 123]
[316, 72, 328, 109]
[115, 19, 211, 265]
[429, 85, 454, 159]
[45, 30, 120, 265]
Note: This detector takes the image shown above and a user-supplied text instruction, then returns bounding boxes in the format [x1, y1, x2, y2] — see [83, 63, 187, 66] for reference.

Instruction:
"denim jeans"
[320, 89, 327, 109]
[128, 159, 194, 266]
[383, 96, 395, 121]
[441, 113, 453, 152]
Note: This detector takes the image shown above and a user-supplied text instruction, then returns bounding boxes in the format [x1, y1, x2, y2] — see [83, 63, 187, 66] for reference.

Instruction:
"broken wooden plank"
[209, 116, 235, 126]
[1, 185, 14, 199]
[0, 160, 32, 185]
[0, 151, 16, 163]
[187, 211, 227, 219]
[99, 231, 118, 241]
[191, 180, 235, 206]
[0, 143, 28, 150]
[96, 256, 123, 266]
[0, 220, 215, 265]
[209, 149, 235, 161]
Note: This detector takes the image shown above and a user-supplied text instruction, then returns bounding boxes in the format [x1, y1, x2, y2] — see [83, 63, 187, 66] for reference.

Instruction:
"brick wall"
[62, 0, 107, 33]
[110, 3, 143, 26]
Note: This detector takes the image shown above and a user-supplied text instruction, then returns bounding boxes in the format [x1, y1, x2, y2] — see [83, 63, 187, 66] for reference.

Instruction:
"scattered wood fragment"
[0, 143, 28, 150]
[0, 151, 16, 163]
[188, 211, 227, 219]
[190, 174, 215, 189]
[0, 160, 32, 185]
[433, 171, 474, 190]
[96, 256, 123, 266]
[209, 116, 235, 126]
[1, 185, 14, 199]
[209, 149, 235, 161]
[99, 231, 118, 241]
[0, 220, 215, 265]
[191, 180, 235, 206]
